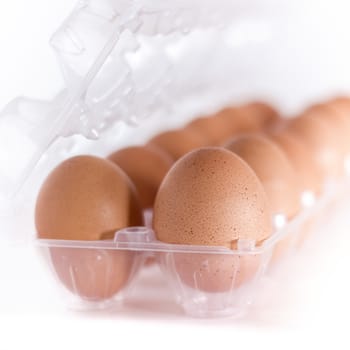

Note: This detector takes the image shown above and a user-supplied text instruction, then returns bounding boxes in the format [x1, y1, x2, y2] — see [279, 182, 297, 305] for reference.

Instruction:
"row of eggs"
[35, 96, 350, 300]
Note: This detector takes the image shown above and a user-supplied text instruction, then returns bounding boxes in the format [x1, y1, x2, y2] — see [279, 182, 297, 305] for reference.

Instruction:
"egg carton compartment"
[35, 182, 336, 319]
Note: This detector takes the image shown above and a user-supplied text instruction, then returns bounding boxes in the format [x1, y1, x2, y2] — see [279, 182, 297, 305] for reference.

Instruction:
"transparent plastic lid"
[1, 0, 350, 204]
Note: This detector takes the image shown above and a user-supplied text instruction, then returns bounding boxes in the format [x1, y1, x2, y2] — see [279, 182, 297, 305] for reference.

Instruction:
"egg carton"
[35, 181, 340, 318]
[2, 0, 350, 319]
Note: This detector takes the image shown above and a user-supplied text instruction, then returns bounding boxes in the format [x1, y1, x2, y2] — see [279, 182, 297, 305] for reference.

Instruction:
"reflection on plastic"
[50, 247, 138, 301]
[170, 252, 263, 293]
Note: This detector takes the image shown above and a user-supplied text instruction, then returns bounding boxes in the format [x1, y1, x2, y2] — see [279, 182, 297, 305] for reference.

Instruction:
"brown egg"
[328, 96, 350, 117]
[186, 109, 237, 145]
[225, 134, 301, 220]
[235, 102, 280, 130]
[225, 134, 302, 264]
[107, 145, 173, 209]
[147, 128, 208, 160]
[327, 98, 350, 132]
[266, 130, 323, 196]
[285, 113, 345, 179]
[326, 98, 350, 169]
[36, 155, 143, 240]
[154, 147, 272, 292]
[268, 118, 337, 251]
[303, 104, 350, 157]
[35, 155, 144, 300]
[186, 102, 280, 146]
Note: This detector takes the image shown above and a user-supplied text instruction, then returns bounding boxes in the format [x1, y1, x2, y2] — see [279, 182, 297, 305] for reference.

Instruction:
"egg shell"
[327, 96, 350, 117]
[264, 130, 323, 261]
[235, 102, 280, 130]
[154, 147, 272, 293]
[148, 128, 208, 160]
[154, 147, 272, 246]
[186, 103, 280, 146]
[286, 113, 345, 179]
[107, 145, 173, 209]
[324, 99, 350, 136]
[225, 134, 301, 220]
[267, 124, 333, 257]
[35, 155, 143, 240]
[326, 99, 350, 136]
[186, 109, 238, 145]
[266, 130, 323, 196]
[304, 104, 350, 156]
[35, 155, 144, 300]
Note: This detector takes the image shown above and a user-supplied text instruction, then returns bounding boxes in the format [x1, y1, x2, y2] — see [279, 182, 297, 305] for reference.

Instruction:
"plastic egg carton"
[35, 181, 340, 318]
[2, 0, 350, 318]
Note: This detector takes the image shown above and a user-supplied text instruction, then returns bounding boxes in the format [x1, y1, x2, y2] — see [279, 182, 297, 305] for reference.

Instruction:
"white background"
[1, 0, 350, 349]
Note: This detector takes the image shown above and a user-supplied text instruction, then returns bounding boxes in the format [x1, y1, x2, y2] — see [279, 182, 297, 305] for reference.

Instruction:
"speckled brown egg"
[266, 130, 323, 197]
[107, 145, 173, 209]
[225, 134, 301, 220]
[35, 155, 144, 300]
[154, 147, 272, 292]
[147, 128, 208, 160]
[285, 113, 345, 179]
[154, 147, 271, 245]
